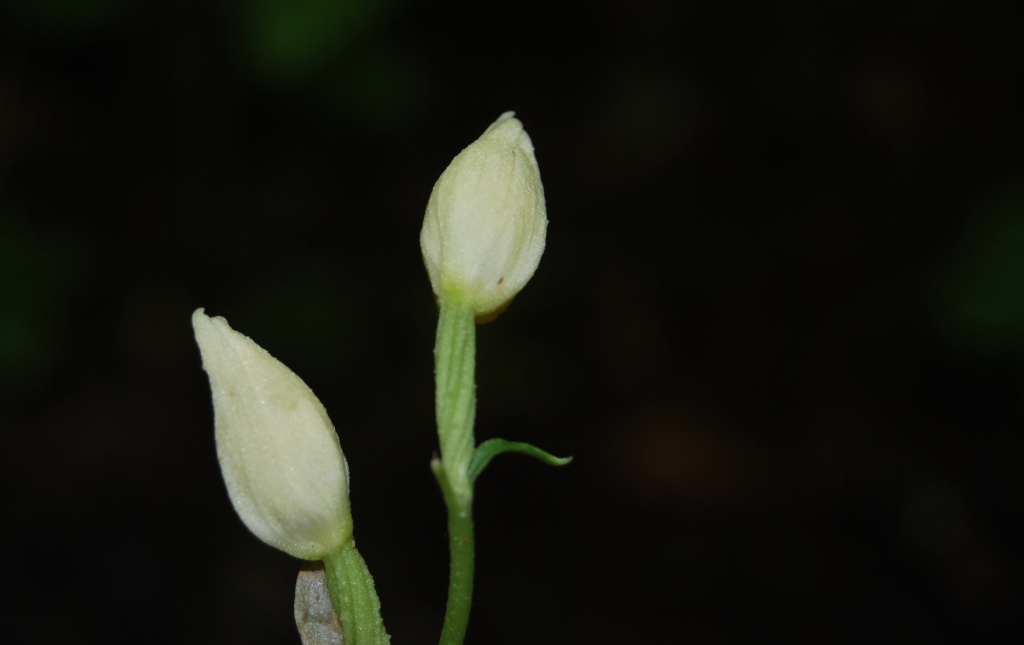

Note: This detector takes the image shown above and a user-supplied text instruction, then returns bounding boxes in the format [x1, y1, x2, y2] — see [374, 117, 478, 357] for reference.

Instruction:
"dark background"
[3, 1, 1023, 643]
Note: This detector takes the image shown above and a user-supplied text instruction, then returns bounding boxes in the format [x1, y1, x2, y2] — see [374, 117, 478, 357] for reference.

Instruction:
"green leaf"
[468, 438, 572, 484]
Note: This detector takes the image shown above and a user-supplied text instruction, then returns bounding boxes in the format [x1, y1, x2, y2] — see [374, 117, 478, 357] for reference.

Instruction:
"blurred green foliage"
[239, 0, 391, 81]
[940, 183, 1024, 357]
[0, 209, 83, 397]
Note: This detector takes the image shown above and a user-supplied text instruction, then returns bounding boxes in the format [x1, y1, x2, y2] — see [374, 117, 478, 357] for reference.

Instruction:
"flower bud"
[420, 111, 547, 318]
[192, 309, 352, 560]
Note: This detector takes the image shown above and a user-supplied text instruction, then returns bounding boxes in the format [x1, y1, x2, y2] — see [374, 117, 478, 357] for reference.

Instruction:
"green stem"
[322, 539, 390, 645]
[435, 299, 477, 493]
[433, 298, 478, 644]
[433, 460, 475, 645]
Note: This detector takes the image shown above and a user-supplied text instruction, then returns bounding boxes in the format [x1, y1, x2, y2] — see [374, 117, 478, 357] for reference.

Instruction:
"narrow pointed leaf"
[469, 438, 572, 484]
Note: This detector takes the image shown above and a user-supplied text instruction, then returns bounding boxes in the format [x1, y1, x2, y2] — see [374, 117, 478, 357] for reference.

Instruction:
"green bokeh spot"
[243, 0, 381, 80]
[0, 210, 81, 397]
[942, 187, 1024, 355]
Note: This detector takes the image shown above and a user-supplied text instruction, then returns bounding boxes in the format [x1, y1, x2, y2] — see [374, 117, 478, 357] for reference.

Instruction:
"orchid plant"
[193, 113, 569, 645]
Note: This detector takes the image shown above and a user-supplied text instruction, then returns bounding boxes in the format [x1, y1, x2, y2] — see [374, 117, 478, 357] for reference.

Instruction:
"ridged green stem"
[433, 298, 478, 644]
[322, 538, 390, 645]
[435, 299, 477, 494]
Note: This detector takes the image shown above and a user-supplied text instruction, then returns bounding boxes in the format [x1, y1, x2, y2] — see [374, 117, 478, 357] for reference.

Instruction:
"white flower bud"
[420, 111, 547, 318]
[192, 309, 352, 560]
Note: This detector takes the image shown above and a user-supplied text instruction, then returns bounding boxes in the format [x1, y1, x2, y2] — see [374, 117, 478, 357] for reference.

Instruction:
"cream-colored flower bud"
[192, 309, 352, 560]
[420, 111, 547, 318]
